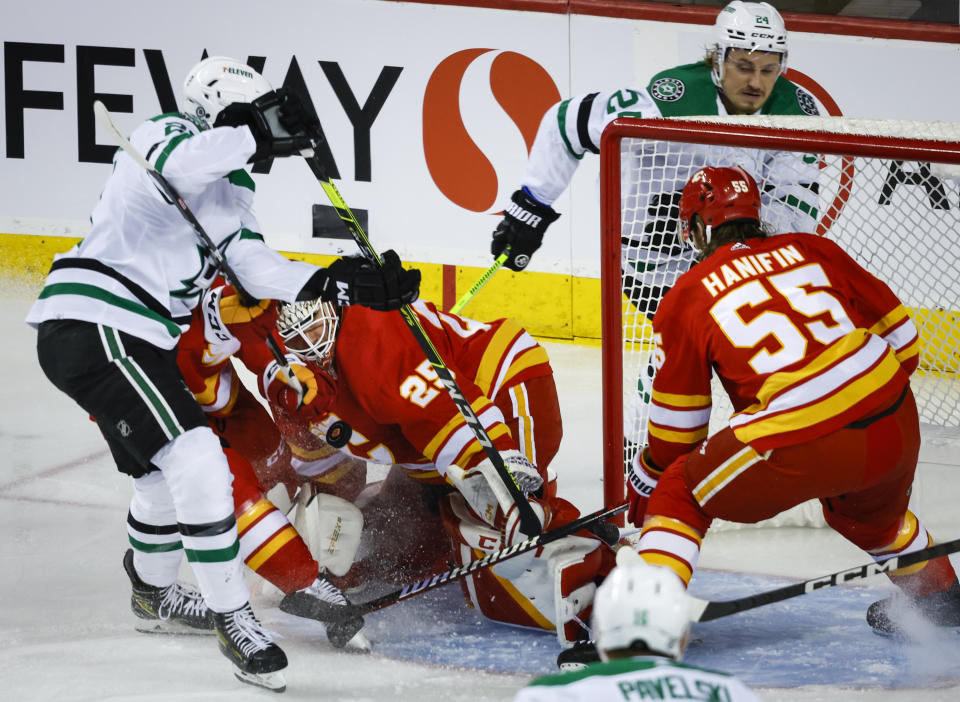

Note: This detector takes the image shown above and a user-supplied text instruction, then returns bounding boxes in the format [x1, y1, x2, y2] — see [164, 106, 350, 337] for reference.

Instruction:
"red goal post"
[600, 116, 960, 517]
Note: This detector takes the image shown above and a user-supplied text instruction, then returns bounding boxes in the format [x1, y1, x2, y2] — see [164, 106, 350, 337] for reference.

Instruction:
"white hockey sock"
[152, 427, 248, 612]
[128, 471, 183, 587]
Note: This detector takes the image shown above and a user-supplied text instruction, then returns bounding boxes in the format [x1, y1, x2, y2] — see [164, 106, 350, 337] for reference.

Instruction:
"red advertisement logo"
[423, 49, 560, 212]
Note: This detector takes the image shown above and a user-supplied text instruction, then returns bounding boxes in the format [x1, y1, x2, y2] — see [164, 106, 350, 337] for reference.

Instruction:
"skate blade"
[234, 669, 286, 693]
[344, 630, 372, 653]
[134, 620, 214, 636]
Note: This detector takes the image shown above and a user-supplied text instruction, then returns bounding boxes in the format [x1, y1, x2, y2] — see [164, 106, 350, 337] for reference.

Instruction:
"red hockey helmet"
[678, 165, 761, 249]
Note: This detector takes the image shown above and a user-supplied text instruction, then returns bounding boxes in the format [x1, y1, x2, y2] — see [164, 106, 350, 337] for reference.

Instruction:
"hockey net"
[601, 116, 960, 528]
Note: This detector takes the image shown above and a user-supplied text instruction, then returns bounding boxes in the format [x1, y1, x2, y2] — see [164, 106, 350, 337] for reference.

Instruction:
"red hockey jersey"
[648, 232, 920, 466]
[273, 300, 553, 483]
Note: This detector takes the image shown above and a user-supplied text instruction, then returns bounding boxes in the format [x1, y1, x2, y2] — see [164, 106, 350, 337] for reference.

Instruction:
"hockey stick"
[449, 251, 508, 315]
[300, 149, 542, 537]
[351, 502, 628, 617]
[690, 536, 960, 622]
[93, 100, 305, 398]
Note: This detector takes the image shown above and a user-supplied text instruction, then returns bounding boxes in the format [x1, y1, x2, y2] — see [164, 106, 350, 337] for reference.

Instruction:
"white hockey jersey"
[519, 63, 821, 312]
[26, 113, 316, 348]
[514, 657, 764, 702]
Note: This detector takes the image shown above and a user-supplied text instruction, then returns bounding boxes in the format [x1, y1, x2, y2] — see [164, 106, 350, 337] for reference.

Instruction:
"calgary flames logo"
[423, 49, 560, 213]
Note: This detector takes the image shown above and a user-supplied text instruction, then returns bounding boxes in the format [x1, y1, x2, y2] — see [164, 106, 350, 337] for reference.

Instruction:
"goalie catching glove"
[299, 250, 420, 311]
[626, 446, 663, 527]
[491, 188, 560, 271]
[445, 450, 544, 537]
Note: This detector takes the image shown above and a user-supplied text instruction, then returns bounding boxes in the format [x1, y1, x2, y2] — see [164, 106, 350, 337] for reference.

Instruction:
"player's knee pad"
[129, 470, 177, 525]
[151, 426, 234, 523]
[439, 492, 606, 646]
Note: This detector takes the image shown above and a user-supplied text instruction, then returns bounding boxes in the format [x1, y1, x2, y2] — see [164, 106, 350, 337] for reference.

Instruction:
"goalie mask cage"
[600, 116, 960, 520]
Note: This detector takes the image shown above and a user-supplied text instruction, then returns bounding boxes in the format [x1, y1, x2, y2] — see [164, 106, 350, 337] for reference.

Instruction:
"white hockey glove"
[445, 450, 543, 528]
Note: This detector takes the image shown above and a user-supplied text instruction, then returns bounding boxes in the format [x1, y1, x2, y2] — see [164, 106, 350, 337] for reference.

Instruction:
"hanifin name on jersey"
[700, 244, 806, 297]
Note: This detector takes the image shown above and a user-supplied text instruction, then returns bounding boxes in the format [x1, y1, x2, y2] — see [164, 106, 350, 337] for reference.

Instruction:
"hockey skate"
[867, 581, 960, 637]
[278, 573, 370, 651]
[123, 549, 214, 635]
[214, 603, 288, 692]
[556, 639, 600, 671]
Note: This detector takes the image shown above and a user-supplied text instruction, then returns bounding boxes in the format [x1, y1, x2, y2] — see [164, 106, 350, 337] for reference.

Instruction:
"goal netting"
[600, 116, 960, 528]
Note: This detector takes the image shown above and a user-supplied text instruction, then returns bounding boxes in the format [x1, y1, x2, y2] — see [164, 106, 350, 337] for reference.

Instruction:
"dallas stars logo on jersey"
[650, 78, 685, 103]
[171, 232, 238, 299]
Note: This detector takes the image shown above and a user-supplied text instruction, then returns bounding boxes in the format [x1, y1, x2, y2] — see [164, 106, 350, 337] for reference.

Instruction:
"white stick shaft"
[93, 101, 154, 172]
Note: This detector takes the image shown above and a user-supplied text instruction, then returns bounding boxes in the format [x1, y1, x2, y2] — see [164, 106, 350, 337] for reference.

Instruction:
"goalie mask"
[276, 299, 341, 368]
[711, 1, 788, 88]
[183, 56, 274, 127]
[678, 165, 761, 251]
[592, 562, 691, 661]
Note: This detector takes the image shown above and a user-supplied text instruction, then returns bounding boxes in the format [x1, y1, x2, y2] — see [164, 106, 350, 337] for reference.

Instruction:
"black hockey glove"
[491, 188, 559, 271]
[621, 190, 685, 319]
[299, 250, 421, 311]
[273, 88, 321, 138]
[214, 89, 315, 162]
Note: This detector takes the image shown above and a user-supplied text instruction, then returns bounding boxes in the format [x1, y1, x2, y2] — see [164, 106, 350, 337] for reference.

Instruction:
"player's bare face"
[719, 50, 782, 115]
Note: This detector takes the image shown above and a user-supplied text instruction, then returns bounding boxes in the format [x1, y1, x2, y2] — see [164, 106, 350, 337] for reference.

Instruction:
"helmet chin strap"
[703, 224, 713, 250]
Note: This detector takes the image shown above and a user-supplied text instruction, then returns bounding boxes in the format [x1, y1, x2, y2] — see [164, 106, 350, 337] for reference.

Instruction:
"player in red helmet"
[677, 165, 762, 252]
[622, 166, 960, 643]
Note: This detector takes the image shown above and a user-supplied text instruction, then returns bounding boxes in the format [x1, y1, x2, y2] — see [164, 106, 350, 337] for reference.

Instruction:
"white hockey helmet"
[182, 56, 274, 126]
[592, 560, 691, 661]
[711, 1, 788, 88]
[276, 299, 341, 366]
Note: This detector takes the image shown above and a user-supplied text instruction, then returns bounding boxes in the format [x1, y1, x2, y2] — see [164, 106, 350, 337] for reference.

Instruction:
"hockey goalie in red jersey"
[626, 165, 960, 637]
[270, 298, 615, 647]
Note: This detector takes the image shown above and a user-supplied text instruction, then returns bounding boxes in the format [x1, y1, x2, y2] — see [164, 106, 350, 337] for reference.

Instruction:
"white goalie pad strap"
[293, 491, 363, 577]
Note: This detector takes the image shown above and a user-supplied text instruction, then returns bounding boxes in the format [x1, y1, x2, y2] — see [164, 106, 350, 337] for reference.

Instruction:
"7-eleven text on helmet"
[182, 56, 274, 127]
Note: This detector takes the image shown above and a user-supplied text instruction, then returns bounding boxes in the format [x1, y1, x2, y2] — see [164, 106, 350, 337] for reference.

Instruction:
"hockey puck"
[326, 420, 352, 448]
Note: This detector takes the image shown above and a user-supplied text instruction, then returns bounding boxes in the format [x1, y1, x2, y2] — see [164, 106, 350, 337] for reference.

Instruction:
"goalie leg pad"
[439, 493, 606, 645]
[293, 492, 364, 577]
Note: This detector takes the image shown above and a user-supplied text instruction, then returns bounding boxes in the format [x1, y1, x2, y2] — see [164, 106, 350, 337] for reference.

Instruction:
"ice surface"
[3, 294, 959, 702]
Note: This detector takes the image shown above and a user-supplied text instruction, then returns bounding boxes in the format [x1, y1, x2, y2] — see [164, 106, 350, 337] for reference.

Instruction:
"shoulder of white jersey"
[556, 89, 659, 160]
[128, 112, 206, 169]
